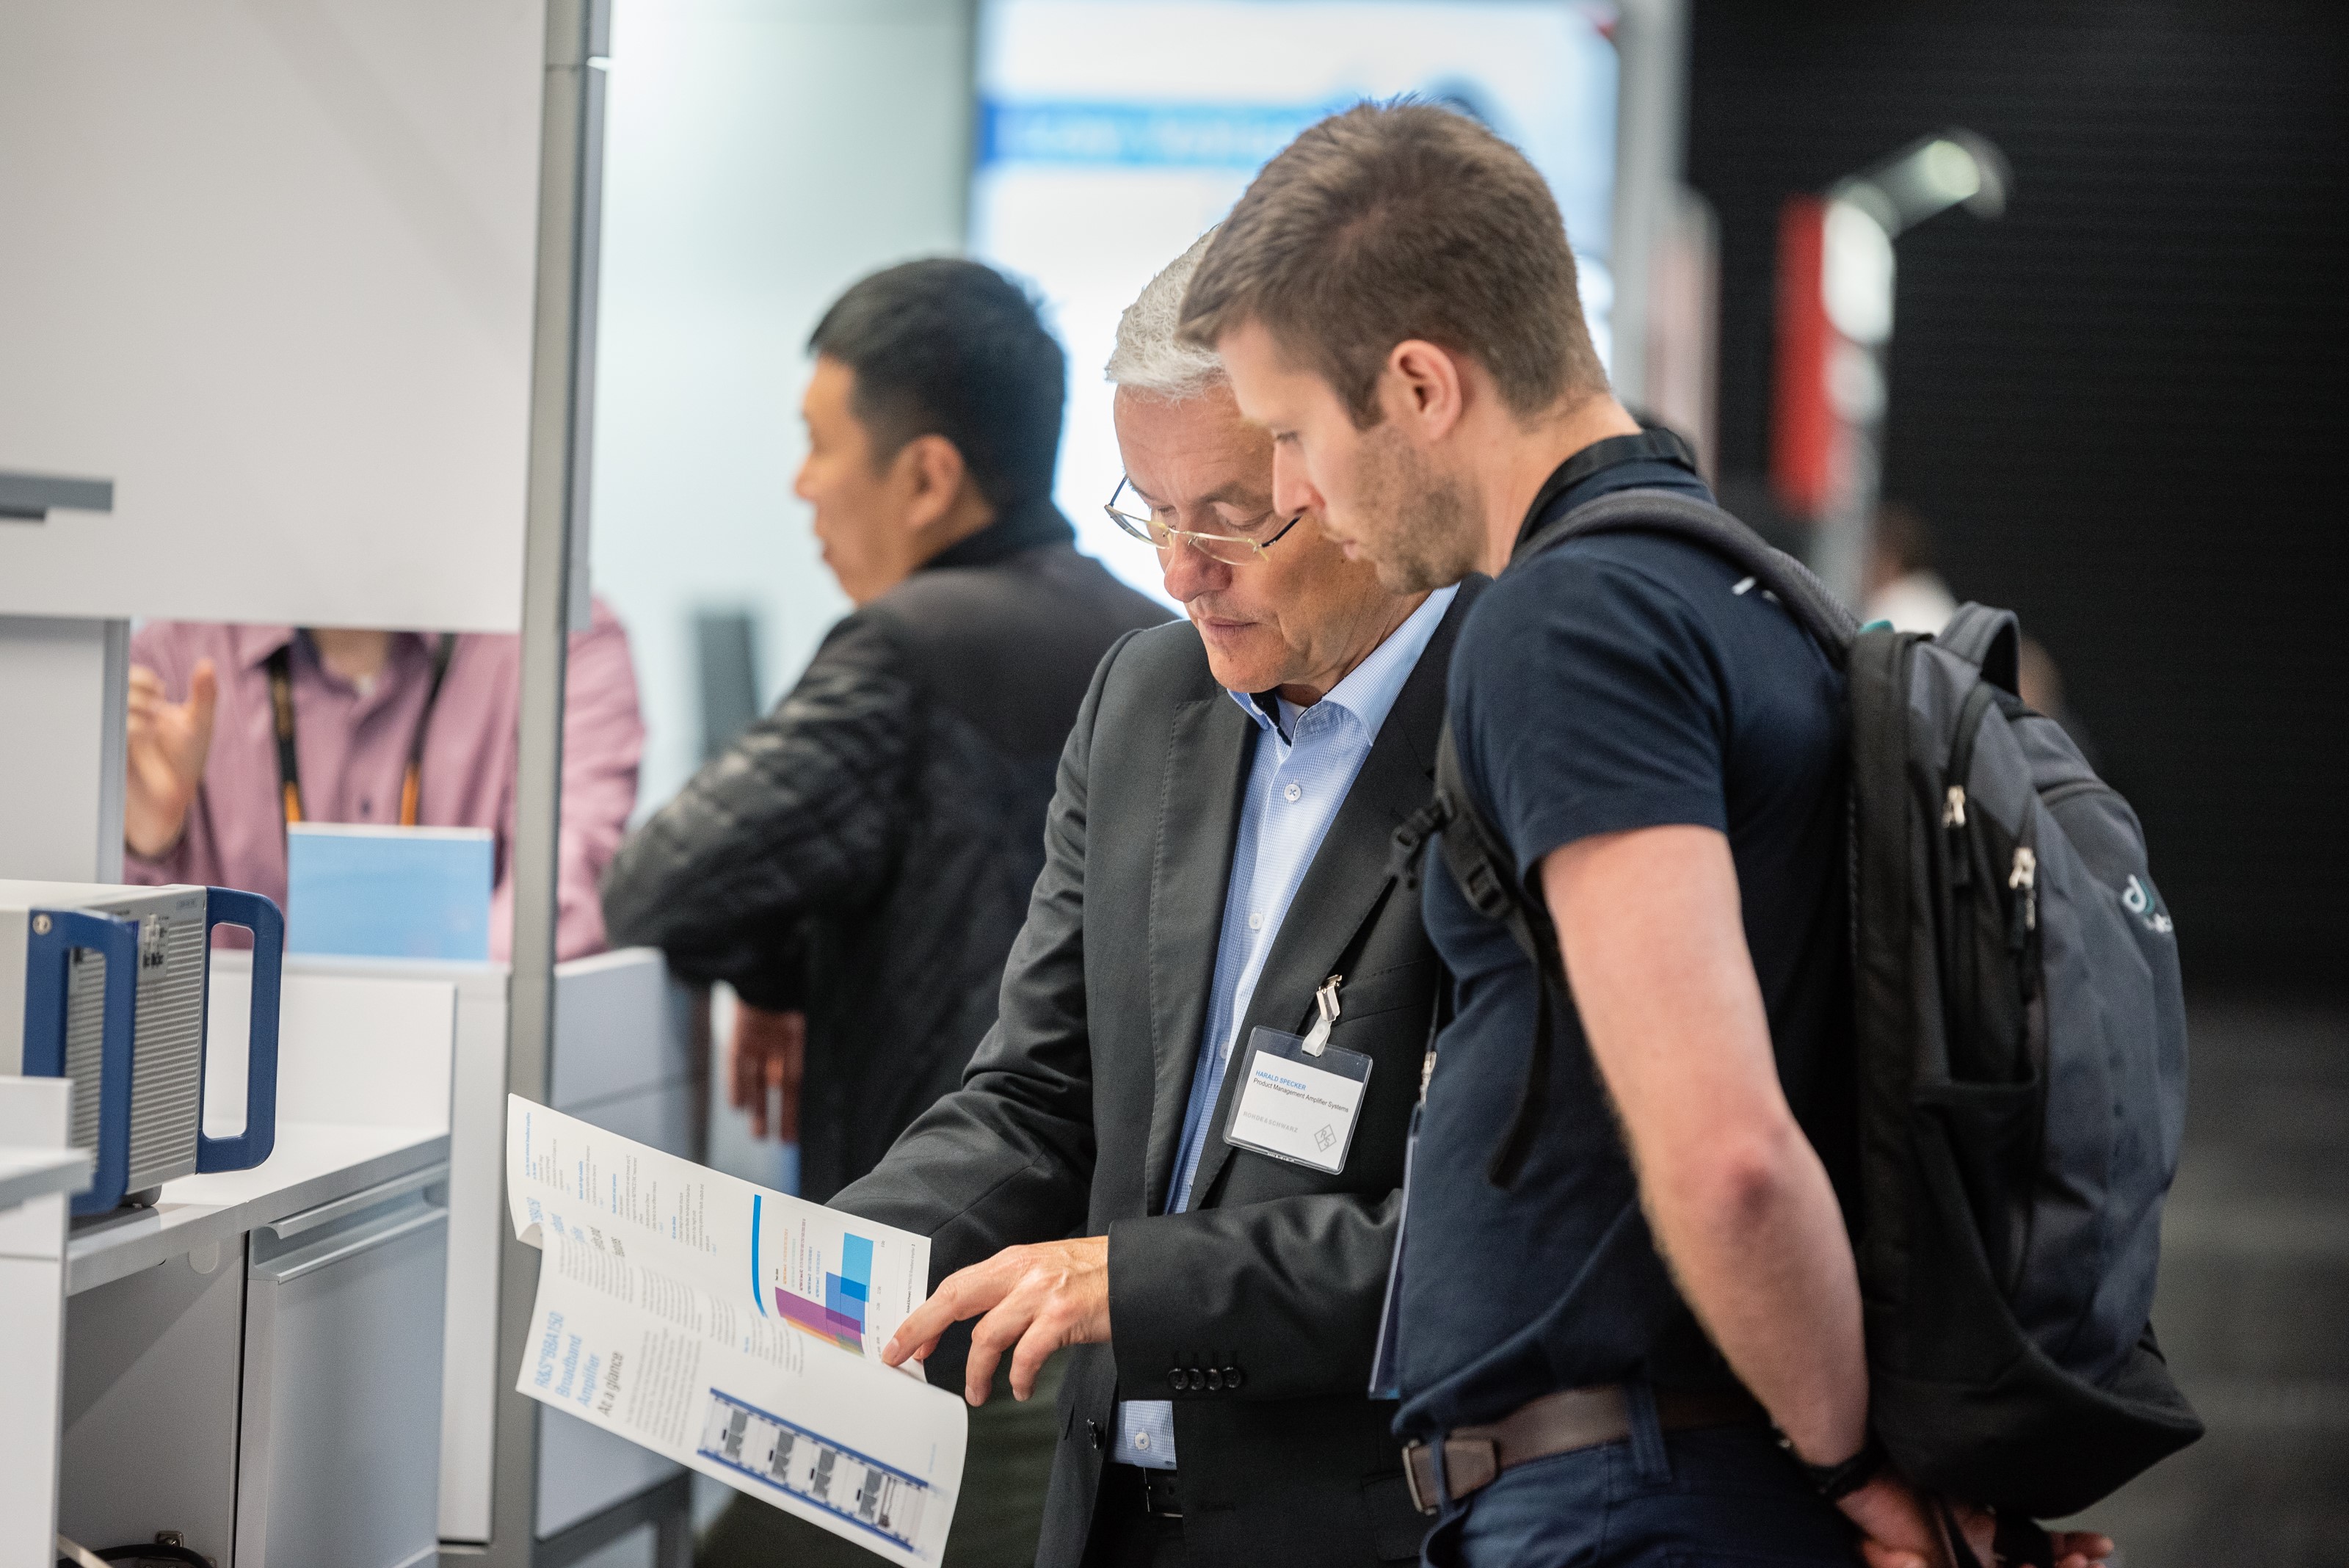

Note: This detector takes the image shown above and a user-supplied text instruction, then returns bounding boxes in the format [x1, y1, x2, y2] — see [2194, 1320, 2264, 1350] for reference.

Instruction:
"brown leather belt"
[1402, 1385, 1767, 1514]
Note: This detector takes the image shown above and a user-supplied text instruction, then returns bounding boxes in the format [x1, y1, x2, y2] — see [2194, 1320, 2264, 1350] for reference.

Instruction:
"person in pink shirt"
[121, 602, 644, 961]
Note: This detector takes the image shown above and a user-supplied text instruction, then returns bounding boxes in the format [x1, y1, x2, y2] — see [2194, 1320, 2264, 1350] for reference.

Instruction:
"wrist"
[124, 810, 189, 861]
[1782, 1431, 1887, 1503]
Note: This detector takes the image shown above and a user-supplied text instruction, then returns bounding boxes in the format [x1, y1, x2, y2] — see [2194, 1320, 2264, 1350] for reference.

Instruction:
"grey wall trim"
[1608, 0, 1691, 410]
[94, 620, 128, 886]
[482, 0, 609, 1563]
[0, 471, 113, 520]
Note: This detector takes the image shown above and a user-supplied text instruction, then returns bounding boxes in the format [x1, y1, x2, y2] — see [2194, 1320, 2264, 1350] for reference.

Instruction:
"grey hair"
[1104, 227, 1227, 399]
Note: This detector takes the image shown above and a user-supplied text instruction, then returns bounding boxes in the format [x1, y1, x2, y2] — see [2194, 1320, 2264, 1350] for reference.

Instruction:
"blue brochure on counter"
[287, 823, 494, 960]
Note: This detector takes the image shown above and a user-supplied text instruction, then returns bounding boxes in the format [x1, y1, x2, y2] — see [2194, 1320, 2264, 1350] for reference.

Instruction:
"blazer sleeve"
[828, 634, 1139, 1370]
[1107, 1186, 1401, 1404]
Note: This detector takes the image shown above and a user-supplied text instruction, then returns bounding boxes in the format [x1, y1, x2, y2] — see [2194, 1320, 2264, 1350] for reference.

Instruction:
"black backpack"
[1400, 487, 2201, 1522]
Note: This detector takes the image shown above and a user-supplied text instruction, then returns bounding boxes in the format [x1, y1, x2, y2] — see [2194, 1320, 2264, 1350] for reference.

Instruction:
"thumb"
[189, 658, 219, 720]
[186, 659, 220, 757]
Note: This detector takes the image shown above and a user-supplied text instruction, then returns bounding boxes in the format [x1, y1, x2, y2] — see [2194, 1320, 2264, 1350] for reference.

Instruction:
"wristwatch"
[1786, 1433, 1887, 1500]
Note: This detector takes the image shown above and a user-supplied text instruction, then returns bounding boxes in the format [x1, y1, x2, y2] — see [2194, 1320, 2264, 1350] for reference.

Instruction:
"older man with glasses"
[828, 229, 1482, 1568]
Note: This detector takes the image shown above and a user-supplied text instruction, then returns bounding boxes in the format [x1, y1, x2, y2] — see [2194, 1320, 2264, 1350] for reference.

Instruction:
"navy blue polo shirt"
[1392, 443, 1851, 1442]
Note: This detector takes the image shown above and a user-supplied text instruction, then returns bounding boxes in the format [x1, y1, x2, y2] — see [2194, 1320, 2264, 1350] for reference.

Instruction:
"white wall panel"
[0, 0, 545, 631]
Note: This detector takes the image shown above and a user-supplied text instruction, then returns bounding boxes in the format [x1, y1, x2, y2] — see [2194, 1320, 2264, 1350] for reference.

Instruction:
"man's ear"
[893, 433, 971, 533]
[1383, 339, 1468, 442]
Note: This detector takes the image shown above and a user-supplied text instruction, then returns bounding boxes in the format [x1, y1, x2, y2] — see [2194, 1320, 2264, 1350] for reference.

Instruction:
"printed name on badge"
[1227, 1042, 1370, 1175]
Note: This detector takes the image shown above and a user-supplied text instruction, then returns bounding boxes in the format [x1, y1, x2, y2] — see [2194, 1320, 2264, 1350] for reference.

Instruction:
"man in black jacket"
[831, 231, 1478, 1567]
[601, 258, 1166, 1567]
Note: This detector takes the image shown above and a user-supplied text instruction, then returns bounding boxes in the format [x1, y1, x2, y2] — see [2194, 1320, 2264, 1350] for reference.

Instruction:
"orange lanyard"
[266, 634, 455, 830]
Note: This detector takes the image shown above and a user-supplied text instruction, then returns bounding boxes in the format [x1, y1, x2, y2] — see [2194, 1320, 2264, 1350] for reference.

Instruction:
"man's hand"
[729, 1003, 805, 1141]
[124, 659, 217, 859]
[1843, 1474, 2114, 1568]
[880, 1237, 1110, 1406]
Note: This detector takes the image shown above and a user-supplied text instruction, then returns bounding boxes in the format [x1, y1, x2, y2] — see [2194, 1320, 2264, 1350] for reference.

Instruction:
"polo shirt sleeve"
[1457, 548, 1730, 883]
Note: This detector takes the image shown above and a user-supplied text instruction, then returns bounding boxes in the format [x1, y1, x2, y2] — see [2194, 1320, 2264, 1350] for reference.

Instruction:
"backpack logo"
[2122, 875, 2174, 936]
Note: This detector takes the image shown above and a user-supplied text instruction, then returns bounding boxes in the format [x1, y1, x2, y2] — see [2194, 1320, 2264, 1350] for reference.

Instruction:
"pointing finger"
[884, 1263, 997, 1365]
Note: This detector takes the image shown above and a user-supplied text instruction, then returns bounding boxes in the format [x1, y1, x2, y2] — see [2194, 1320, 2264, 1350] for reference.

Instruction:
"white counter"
[66, 1122, 448, 1296]
[0, 1146, 90, 1213]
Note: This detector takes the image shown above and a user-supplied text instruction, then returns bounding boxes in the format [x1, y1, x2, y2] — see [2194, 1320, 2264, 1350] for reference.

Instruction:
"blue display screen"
[970, 0, 1621, 600]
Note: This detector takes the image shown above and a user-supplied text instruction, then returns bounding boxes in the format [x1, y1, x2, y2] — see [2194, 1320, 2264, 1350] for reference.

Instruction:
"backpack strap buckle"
[1457, 853, 1514, 921]
[1389, 795, 1454, 890]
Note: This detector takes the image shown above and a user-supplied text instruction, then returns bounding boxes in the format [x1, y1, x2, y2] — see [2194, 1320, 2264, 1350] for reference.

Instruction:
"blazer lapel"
[1141, 691, 1256, 1213]
[1183, 583, 1478, 1208]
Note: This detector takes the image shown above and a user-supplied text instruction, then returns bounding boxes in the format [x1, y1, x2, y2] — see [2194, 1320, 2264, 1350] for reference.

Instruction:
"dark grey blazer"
[833, 581, 1482, 1567]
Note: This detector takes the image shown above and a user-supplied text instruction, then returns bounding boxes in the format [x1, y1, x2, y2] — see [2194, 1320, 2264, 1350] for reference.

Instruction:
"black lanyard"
[266, 634, 456, 829]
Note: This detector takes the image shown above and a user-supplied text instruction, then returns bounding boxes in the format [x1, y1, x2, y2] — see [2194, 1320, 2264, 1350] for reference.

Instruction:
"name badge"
[1222, 978, 1373, 1176]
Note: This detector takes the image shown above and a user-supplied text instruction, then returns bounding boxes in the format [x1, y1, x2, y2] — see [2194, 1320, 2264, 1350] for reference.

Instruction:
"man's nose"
[1161, 537, 1229, 602]
[1270, 447, 1319, 523]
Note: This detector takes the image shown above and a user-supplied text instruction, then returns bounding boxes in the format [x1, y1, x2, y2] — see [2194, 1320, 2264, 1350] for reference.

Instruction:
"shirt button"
[1284, 782, 1302, 803]
[1247, 912, 1264, 932]
[1133, 1431, 1151, 1452]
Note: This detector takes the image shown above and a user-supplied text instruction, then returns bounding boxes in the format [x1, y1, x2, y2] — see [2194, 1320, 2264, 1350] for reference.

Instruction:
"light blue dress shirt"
[1116, 584, 1457, 1470]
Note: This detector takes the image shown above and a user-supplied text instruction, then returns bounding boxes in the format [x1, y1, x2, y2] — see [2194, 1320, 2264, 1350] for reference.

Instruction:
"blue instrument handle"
[23, 909, 139, 1216]
[199, 888, 284, 1172]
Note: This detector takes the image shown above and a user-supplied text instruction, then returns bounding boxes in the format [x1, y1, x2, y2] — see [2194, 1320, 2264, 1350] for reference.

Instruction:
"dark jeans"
[1425, 1417, 1859, 1568]
[699, 1357, 1064, 1568]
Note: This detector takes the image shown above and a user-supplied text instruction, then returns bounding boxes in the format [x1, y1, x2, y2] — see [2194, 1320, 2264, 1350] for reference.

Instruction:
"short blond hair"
[1180, 101, 1607, 425]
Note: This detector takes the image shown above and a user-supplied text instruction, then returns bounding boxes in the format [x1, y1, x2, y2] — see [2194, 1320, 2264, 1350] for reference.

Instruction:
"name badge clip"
[1300, 973, 1343, 1056]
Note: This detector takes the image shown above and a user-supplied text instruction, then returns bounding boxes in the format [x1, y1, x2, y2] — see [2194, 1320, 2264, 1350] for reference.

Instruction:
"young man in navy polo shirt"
[1182, 104, 2116, 1568]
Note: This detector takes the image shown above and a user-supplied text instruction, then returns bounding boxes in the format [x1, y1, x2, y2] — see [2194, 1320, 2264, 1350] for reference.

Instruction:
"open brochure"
[505, 1096, 968, 1565]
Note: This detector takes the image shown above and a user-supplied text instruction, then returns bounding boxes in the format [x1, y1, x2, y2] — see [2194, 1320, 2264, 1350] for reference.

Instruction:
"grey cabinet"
[59, 1244, 245, 1561]
[236, 1169, 449, 1568]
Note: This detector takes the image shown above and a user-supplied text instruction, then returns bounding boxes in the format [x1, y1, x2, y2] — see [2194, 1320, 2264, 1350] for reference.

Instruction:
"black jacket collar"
[923, 495, 1076, 573]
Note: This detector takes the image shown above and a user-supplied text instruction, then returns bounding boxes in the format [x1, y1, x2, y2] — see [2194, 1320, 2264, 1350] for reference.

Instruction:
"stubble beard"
[1352, 422, 1483, 595]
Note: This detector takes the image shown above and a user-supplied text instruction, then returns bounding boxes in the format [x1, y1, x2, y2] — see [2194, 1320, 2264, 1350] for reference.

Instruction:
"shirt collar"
[230, 626, 432, 689]
[1225, 582, 1459, 742]
[230, 624, 299, 671]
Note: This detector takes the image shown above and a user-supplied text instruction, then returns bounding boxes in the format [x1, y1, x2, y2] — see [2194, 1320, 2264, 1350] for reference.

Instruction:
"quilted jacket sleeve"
[600, 612, 913, 1006]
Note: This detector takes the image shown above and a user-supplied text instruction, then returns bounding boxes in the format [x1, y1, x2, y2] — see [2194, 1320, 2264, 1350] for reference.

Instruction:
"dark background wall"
[1688, 0, 2346, 990]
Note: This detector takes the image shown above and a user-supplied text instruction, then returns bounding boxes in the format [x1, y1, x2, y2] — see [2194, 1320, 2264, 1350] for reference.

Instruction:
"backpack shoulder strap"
[1428, 716, 1571, 1186]
[1935, 602, 2022, 695]
[1515, 489, 1859, 666]
[1431, 722, 1556, 970]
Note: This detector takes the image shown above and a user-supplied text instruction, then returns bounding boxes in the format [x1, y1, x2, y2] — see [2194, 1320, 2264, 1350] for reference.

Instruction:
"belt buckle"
[1404, 1435, 1502, 1516]
[1401, 1441, 1439, 1515]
